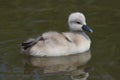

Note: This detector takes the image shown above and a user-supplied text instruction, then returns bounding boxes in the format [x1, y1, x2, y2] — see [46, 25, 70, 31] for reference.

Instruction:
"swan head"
[68, 12, 93, 33]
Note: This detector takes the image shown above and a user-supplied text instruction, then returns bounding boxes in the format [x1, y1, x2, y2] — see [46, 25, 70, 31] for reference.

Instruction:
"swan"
[21, 12, 93, 56]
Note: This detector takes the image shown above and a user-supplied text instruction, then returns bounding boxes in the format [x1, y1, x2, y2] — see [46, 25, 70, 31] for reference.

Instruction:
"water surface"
[0, 0, 120, 80]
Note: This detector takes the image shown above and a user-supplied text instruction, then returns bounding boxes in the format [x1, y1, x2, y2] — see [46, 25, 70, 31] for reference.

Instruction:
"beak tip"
[82, 25, 93, 33]
[90, 29, 93, 33]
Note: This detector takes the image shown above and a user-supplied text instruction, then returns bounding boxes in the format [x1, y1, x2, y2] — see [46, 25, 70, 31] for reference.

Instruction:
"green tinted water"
[0, 0, 120, 80]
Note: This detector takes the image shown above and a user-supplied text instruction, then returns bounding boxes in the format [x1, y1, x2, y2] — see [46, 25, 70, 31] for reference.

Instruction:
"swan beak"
[82, 25, 93, 33]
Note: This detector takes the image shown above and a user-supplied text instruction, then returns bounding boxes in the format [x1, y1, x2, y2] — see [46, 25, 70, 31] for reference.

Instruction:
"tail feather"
[21, 36, 44, 50]
[21, 38, 36, 50]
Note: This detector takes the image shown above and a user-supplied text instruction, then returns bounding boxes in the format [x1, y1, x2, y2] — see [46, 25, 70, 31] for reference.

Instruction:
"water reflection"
[24, 50, 92, 80]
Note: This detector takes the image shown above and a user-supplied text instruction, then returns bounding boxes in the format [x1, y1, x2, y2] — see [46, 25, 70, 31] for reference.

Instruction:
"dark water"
[0, 0, 120, 80]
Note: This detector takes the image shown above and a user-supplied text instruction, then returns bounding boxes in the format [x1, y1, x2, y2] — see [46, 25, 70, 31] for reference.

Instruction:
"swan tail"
[21, 38, 36, 50]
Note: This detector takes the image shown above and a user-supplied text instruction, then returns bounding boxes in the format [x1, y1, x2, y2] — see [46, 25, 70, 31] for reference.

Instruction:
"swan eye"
[76, 21, 81, 24]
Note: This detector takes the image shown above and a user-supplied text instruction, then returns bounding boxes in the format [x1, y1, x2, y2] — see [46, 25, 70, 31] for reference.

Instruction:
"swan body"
[21, 12, 93, 56]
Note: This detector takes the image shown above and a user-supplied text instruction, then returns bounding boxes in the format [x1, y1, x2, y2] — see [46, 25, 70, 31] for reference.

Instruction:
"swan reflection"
[24, 50, 92, 80]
